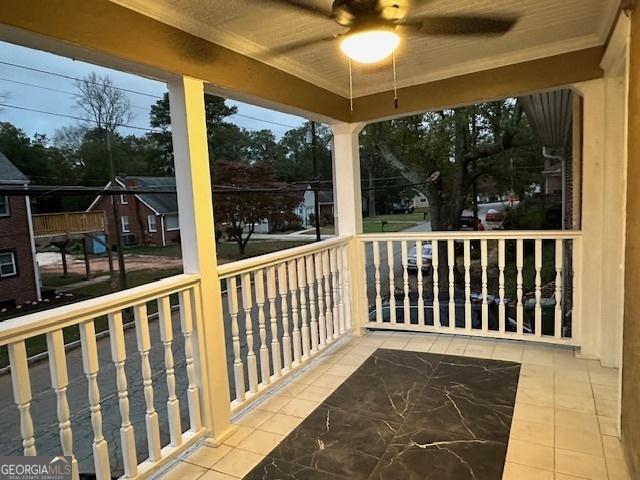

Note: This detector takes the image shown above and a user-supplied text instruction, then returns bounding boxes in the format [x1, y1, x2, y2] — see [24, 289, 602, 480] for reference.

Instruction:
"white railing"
[218, 236, 353, 412]
[0, 274, 208, 480]
[358, 231, 582, 344]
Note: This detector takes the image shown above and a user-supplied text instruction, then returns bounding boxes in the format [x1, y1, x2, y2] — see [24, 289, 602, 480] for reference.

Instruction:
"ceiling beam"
[349, 47, 606, 123]
[0, 0, 351, 122]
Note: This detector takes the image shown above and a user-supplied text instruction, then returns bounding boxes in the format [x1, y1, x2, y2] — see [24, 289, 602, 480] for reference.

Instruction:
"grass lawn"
[217, 240, 313, 263]
[40, 272, 86, 287]
[124, 244, 182, 257]
[367, 212, 430, 223]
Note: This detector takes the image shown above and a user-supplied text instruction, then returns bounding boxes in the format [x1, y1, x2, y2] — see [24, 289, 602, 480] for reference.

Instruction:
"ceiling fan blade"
[260, 0, 334, 20]
[415, 15, 517, 36]
[267, 35, 341, 56]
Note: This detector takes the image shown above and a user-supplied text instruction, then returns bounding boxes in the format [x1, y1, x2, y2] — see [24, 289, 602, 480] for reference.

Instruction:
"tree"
[214, 160, 300, 255]
[366, 100, 537, 231]
[75, 73, 133, 137]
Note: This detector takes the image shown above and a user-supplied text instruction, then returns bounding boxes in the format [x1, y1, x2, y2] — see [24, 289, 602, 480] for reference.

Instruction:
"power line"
[230, 112, 301, 130]
[0, 62, 308, 132]
[0, 76, 151, 111]
[0, 60, 163, 99]
[0, 103, 160, 132]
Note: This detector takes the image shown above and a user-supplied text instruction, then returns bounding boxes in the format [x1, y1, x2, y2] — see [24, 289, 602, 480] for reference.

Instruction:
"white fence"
[359, 231, 582, 344]
[0, 275, 207, 480]
[218, 236, 352, 413]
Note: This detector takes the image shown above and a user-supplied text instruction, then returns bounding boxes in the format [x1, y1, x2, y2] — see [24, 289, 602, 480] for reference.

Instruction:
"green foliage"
[502, 198, 562, 230]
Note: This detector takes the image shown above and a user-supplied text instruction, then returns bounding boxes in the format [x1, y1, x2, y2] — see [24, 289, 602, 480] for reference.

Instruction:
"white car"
[407, 243, 433, 271]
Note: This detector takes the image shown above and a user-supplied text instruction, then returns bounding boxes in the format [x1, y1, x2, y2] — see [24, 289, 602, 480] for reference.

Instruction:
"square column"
[331, 122, 367, 333]
[168, 76, 235, 444]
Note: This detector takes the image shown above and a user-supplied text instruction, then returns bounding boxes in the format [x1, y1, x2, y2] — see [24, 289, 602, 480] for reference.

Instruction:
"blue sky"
[0, 41, 306, 140]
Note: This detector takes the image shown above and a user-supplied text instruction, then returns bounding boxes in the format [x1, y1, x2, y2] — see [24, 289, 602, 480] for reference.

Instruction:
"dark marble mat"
[244, 348, 520, 480]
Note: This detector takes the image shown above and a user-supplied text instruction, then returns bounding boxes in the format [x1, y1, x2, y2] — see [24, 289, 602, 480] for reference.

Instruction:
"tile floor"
[154, 332, 628, 480]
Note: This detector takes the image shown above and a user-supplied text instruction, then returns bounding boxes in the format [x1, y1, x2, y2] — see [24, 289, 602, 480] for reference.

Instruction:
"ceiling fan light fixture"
[339, 29, 400, 64]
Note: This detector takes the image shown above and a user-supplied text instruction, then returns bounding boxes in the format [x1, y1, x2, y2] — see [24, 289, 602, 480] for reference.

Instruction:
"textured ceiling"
[110, 0, 619, 98]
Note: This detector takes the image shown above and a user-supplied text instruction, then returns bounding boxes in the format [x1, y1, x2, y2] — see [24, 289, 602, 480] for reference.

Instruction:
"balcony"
[0, 1, 635, 478]
[2, 229, 625, 479]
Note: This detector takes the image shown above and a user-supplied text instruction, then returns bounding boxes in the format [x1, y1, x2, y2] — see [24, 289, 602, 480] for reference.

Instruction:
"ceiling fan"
[263, 0, 518, 64]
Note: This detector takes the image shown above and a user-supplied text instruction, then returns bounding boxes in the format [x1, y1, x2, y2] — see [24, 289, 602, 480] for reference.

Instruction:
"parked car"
[485, 208, 505, 222]
[407, 243, 433, 271]
[390, 201, 415, 214]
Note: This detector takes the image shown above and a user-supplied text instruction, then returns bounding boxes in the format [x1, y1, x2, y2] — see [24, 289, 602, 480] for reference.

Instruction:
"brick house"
[0, 152, 40, 307]
[87, 176, 180, 247]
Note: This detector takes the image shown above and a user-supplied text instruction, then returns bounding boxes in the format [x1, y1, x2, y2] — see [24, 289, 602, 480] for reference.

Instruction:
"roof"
[122, 176, 178, 214]
[0, 152, 29, 185]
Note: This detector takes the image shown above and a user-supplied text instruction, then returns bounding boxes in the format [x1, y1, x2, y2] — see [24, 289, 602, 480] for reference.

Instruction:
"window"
[120, 194, 128, 205]
[147, 214, 157, 232]
[0, 196, 9, 217]
[166, 213, 179, 231]
[0, 252, 17, 278]
[121, 216, 130, 233]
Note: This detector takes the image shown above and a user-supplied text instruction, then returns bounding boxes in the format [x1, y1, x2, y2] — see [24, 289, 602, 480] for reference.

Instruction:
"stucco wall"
[622, 7, 640, 479]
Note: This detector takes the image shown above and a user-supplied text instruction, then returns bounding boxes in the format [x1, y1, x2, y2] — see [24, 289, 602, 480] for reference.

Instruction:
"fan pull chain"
[392, 51, 398, 110]
[348, 57, 353, 111]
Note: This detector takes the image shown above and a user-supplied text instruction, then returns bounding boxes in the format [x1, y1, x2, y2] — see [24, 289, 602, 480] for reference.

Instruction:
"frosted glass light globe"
[340, 30, 400, 64]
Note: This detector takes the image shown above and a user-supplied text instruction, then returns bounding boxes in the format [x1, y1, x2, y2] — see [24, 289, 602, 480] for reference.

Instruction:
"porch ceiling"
[110, 0, 618, 98]
[0, 0, 615, 122]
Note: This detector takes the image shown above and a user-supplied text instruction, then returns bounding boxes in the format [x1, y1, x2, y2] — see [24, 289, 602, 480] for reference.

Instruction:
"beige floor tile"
[235, 409, 274, 429]
[294, 368, 324, 385]
[212, 448, 264, 478]
[594, 398, 618, 418]
[348, 344, 378, 356]
[429, 336, 453, 353]
[224, 425, 255, 447]
[493, 346, 523, 362]
[554, 393, 596, 414]
[199, 470, 238, 480]
[555, 380, 594, 398]
[445, 337, 469, 355]
[522, 349, 554, 367]
[161, 460, 208, 479]
[591, 384, 618, 401]
[506, 438, 554, 471]
[555, 426, 603, 457]
[555, 368, 591, 384]
[520, 363, 555, 380]
[463, 344, 496, 359]
[555, 409, 600, 433]
[297, 384, 334, 402]
[589, 370, 618, 387]
[509, 419, 554, 447]
[601, 435, 624, 461]
[338, 353, 369, 367]
[404, 338, 436, 352]
[606, 459, 631, 480]
[236, 429, 285, 455]
[280, 381, 307, 396]
[501, 462, 553, 480]
[258, 413, 303, 436]
[380, 336, 410, 350]
[598, 415, 618, 436]
[513, 402, 555, 425]
[519, 374, 554, 391]
[181, 444, 233, 469]
[310, 373, 347, 389]
[279, 397, 320, 418]
[517, 387, 554, 407]
[555, 449, 607, 480]
[555, 474, 590, 480]
[325, 363, 359, 377]
[255, 394, 291, 413]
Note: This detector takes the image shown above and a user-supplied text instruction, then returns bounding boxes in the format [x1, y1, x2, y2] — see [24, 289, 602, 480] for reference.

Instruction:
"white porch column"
[168, 76, 235, 444]
[331, 122, 367, 333]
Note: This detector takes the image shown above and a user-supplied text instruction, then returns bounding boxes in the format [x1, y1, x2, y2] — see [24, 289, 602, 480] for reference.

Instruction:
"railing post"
[330, 122, 367, 334]
[168, 76, 235, 445]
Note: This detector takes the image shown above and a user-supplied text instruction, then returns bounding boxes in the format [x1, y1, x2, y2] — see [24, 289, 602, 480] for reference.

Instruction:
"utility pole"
[107, 130, 127, 289]
[309, 121, 321, 242]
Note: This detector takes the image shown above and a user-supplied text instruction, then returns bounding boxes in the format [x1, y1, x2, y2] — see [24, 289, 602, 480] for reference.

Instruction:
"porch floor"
[154, 332, 627, 480]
